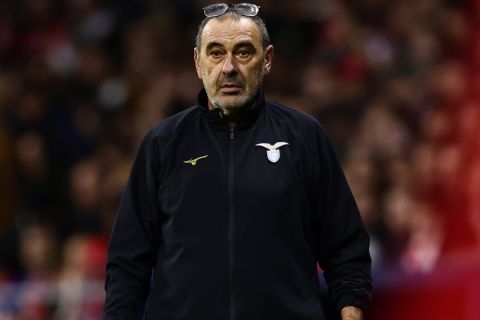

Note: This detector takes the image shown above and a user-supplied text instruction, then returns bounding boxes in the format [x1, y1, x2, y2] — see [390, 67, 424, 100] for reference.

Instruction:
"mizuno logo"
[183, 155, 208, 166]
[255, 142, 289, 163]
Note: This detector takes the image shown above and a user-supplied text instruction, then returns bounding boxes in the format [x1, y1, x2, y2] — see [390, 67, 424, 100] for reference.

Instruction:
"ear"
[263, 45, 274, 75]
[194, 47, 202, 79]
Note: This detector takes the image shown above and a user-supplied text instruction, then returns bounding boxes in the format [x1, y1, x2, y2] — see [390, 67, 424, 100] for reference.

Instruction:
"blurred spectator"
[14, 132, 52, 214]
[0, 223, 59, 319]
[66, 158, 104, 235]
[54, 234, 106, 320]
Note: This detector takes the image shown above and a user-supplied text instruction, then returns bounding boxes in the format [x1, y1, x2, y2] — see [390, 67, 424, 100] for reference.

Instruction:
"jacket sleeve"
[312, 127, 372, 311]
[103, 129, 161, 319]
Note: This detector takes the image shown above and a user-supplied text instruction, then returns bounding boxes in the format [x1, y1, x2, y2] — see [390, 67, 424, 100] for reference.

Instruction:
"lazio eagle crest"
[255, 142, 289, 163]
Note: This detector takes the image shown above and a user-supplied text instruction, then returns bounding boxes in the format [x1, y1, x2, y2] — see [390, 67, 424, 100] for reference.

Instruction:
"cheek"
[244, 63, 265, 82]
[202, 64, 219, 80]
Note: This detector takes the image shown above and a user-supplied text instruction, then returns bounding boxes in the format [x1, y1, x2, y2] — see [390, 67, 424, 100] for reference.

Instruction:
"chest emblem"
[255, 142, 289, 163]
[183, 155, 208, 166]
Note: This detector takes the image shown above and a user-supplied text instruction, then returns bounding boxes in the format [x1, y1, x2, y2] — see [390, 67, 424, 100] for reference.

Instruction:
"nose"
[222, 53, 238, 75]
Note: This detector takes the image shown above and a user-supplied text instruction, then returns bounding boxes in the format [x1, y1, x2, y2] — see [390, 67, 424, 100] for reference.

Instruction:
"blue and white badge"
[255, 142, 289, 163]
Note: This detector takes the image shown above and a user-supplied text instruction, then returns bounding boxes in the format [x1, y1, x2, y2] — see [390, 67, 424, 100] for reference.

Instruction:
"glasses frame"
[203, 3, 260, 18]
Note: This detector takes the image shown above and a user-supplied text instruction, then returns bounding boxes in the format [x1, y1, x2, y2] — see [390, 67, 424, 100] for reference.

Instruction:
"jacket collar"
[197, 88, 265, 130]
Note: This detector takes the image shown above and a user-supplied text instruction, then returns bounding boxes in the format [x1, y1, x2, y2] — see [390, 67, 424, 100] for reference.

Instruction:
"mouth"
[219, 83, 243, 94]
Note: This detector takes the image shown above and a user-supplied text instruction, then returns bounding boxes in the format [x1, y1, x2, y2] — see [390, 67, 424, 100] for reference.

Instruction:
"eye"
[237, 49, 251, 59]
[209, 50, 224, 58]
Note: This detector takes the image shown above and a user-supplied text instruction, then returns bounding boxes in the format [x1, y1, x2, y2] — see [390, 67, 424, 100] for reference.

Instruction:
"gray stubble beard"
[206, 70, 265, 112]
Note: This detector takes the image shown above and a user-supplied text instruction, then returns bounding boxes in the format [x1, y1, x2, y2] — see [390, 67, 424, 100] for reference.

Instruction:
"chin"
[215, 96, 250, 110]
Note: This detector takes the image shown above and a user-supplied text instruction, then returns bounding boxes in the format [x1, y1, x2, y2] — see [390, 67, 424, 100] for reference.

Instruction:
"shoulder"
[149, 106, 199, 139]
[265, 101, 338, 163]
[138, 106, 199, 154]
[265, 100, 328, 138]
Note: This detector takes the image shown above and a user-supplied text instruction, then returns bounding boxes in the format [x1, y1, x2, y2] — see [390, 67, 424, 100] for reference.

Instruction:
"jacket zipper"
[228, 127, 235, 320]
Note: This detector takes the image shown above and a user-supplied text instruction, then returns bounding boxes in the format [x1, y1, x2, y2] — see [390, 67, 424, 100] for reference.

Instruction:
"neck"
[203, 89, 262, 127]
[219, 107, 248, 128]
[208, 101, 252, 127]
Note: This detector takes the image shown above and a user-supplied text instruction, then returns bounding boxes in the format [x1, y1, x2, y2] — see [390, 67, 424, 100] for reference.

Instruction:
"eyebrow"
[233, 41, 257, 52]
[205, 42, 224, 52]
[204, 41, 258, 53]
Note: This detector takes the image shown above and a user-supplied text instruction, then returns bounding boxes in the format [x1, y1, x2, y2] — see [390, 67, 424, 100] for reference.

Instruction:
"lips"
[220, 83, 243, 94]
[221, 82, 243, 88]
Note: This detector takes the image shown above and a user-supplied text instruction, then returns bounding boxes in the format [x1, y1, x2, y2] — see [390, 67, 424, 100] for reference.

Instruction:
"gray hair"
[195, 11, 270, 51]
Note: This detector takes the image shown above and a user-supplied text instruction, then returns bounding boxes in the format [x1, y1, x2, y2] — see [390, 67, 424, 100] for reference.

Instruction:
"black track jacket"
[104, 89, 372, 320]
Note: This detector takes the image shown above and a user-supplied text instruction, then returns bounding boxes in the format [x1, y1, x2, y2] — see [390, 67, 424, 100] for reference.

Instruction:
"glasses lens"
[203, 3, 228, 17]
[234, 3, 259, 16]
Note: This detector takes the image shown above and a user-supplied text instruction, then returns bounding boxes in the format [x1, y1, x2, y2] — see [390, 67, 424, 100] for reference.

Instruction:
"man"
[104, 3, 372, 320]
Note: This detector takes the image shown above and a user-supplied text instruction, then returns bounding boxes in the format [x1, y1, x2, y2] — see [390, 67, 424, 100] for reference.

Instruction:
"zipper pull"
[229, 127, 235, 140]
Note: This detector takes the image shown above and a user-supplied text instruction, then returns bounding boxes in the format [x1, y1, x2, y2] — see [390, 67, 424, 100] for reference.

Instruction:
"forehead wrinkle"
[202, 29, 256, 46]
[200, 18, 262, 49]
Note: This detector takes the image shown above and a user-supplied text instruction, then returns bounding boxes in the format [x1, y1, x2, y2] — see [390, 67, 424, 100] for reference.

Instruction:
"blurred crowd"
[0, 0, 479, 318]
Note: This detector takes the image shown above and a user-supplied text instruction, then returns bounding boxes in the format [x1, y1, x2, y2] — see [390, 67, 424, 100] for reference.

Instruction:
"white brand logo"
[255, 142, 289, 163]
